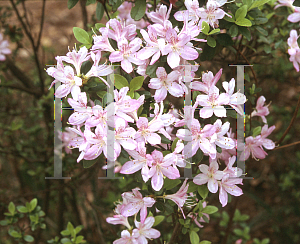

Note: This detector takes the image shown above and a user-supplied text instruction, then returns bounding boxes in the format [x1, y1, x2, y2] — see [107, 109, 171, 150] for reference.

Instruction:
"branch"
[36, 0, 46, 51]
[273, 141, 300, 151]
[276, 95, 300, 145]
[168, 222, 181, 244]
[80, 0, 88, 31]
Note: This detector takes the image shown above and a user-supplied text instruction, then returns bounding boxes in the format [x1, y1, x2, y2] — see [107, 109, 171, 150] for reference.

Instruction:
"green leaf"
[160, 134, 171, 144]
[201, 21, 210, 35]
[61, 230, 71, 236]
[189, 230, 200, 244]
[216, 34, 234, 46]
[198, 185, 209, 199]
[164, 178, 181, 190]
[17, 206, 28, 213]
[75, 226, 83, 234]
[255, 26, 268, 36]
[207, 36, 216, 48]
[68, 0, 79, 9]
[8, 202, 15, 215]
[130, 0, 146, 21]
[208, 28, 220, 35]
[95, 23, 106, 30]
[73, 27, 90, 44]
[67, 222, 74, 233]
[200, 241, 212, 244]
[238, 26, 251, 41]
[253, 126, 261, 137]
[229, 25, 238, 37]
[113, 74, 129, 89]
[61, 238, 72, 244]
[96, 2, 104, 20]
[103, 92, 113, 105]
[200, 44, 215, 61]
[235, 18, 252, 27]
[128, 90, 134, 98]
[86, 0, 96, 5]
[0, 220, 8, 226]
[202, 205, 218, 214]
[29, 198, 37, 212]
[130, 76, 144, 91]
[171, 138, 180, 152]
[249, 0, 271, 10]
[153, 216, 165, 227]
[146, 62, 160, 78]
[224, 13, 235, 22]
[9, 230, 22, 238]
[24, 235, 34, 242]
[235, 5, 248, 21]
[187, 181, 198, 193]
[243, 0, 252, 7]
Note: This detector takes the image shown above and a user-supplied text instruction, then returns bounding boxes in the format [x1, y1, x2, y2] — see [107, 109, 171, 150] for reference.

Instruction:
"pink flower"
[48, 64, 82, 100]
[251, 96, 270, 123]
[113, 230, 138, 244]
[223, 156, 242, 177]
[176, 119, 217, 159]
[163, 28, 199, 68]
[106, 203, 131, 229]
[174, 0, 200, 24]
[164, 179, 189, 217]
[149, 67, 184, 102]
[85, 105, 108, 129]
[59, 127, 78, 154]
[193, 160, 224, 193]
[68, 126, 90, 162]
[222, 78, 246, 116]
[197, 0, 228, 28]
[132, 217, 161, 242]
[137, 26, 166, 65]
[239, 136, 267, 161]
[274, 0, 294, 9]
[109, 37, 143, 73]
[287, 6, 300, 23]
[148, 150, 180, 191]
[121, 188, 155, 223]
[120, 143, 152, 182]
[106, 18, 137, 42]
[196, 86, 230, 118]
[257, 125, 276, 150]
[61, 46, 90, 75]
[0, 33, 11, 61]
[135, 117, 164, 145]
[190, 69, 222, 94]
[92, 28, 115, 52]
[214, 119, 235, 149]
[218, 174, 243, 207]
[287, 29, 300, 71]
[83, 125, 107, 161]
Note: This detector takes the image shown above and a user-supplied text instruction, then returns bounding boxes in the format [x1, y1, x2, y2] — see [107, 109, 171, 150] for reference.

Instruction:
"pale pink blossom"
[174, 0, 200, 24]
[214, 119, 235, 150]
[0, 33, 11, 61]
[197, 0, 229, 28]
[251, 96, 270, 123]
[109, 37, 143, 73]
[287, 29, 300, 71]
[193, 160, 224, 193]
[287, 6, 300, 23]
[147, 150, 180, 191]
[113, 230, 138, 244]
[162, 28, 199, 68]
[106, 203, 131, 229]
[92, 28, 115, 52]
[176, 119, 218, 159]
[68, 126, 90, 162]
[120, 143, 152, 182]
[218, 174, 243, 207]
[135, 117, 164, 145]
[121, 188, 155, 223]
[274, 0, 295, 9]
[190, 69, 222, 94]
[132, 217, 161, 242]
[223, 156, 242, 177]
[164, 179, 189, 217]
[149, 67, 183, 102]
[239, 136, 267, 161]
[106, 18, 137, 42]
[257, 125, 276, 150]
[196, 86, 230, 118]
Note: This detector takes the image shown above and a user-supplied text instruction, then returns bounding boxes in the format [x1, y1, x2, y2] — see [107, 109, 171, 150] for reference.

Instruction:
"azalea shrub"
[1, 0, 300, 243]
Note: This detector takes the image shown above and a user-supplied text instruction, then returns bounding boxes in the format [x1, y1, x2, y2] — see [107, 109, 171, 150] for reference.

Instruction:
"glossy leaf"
[130, 0, 146, 21]
[73, 27, 90, 44]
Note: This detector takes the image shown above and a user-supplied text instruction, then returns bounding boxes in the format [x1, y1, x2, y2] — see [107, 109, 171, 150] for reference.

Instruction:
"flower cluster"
[0, 33, 11, 61]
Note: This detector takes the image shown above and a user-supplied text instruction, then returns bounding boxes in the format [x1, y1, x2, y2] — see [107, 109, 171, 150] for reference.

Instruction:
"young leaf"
[200, 241, 212, 244]
[229, 25, 238, 37]
[201, 21, 210, 35]
[17, 206, 28, 213]
[235, 5, 248, 21]
[235, 18, 252, 27]
[96, 2, 104, 20]
[130, 0, 146, 21]
[164, 178, 181, 190]
[29, 198, 37, 212]
[209, 28, 220, 35]
[198, 185, 209, 199]
[130, 76, 144, 91]
[68, 0, 79, 9]
[73, 27, 90, 44]
[189, 230, 200, 244]
[113, 74, 129, 89]
[153, 216, 165, 227]
[24, 235, 34, 243]
[249, 0, 271, 10]
[8, 202, 15, 215]
[202, 205, 218, 214]
[253, 126, 262, 137]
[207, 36, 216, 48]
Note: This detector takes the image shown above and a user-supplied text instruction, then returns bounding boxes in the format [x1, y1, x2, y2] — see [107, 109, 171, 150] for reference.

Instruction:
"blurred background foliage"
[0, 0, 300, 243]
